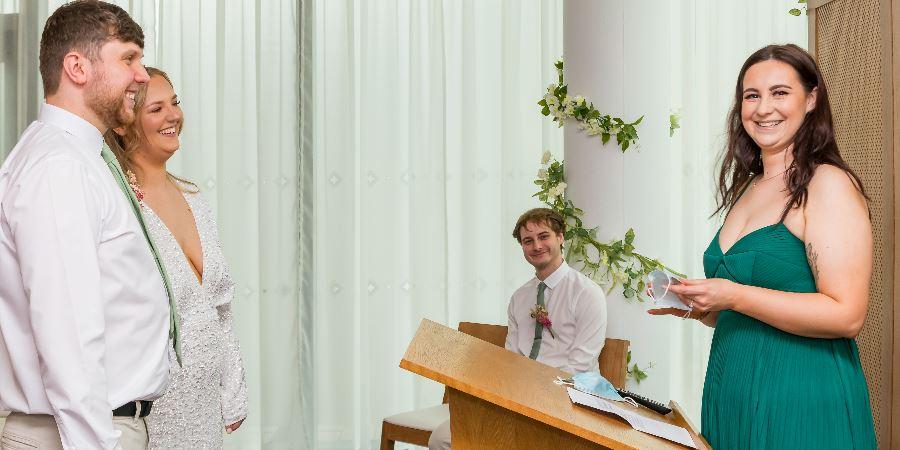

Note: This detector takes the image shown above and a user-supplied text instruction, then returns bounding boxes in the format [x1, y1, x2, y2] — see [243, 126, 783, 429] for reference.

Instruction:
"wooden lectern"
[400, 319, 710, 450]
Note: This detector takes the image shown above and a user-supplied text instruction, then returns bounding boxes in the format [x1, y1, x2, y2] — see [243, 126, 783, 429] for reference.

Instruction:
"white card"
[567, 387, 697, 448]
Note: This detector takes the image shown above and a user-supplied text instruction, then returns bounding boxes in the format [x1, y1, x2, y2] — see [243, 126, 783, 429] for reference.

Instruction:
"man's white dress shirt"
[0, 104, 171, 449]
[505, 261, 607, 374]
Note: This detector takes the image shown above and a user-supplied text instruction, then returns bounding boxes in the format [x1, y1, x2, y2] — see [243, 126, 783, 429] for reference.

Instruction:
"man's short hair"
[39, 1, 145, 95]
[512, 208, 566, 243]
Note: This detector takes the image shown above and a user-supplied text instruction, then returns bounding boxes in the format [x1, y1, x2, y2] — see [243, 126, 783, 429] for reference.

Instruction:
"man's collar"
[39, 103, 105, 153]
[541, 260, 570, 290]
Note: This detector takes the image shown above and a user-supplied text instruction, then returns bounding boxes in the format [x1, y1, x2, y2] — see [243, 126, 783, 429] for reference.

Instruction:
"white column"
[563, 0, 626, 238]
[563, 0, 680, 403]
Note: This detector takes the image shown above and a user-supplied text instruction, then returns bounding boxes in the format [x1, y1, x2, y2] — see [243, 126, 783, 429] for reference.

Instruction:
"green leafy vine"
[626, 350, 653, 384]
[534, 152, 685, 302]
[535, 59, 685, 383]
[669, 109, 682, 138]
[789, 0, 807, 16]
[538, 60, 644, 152]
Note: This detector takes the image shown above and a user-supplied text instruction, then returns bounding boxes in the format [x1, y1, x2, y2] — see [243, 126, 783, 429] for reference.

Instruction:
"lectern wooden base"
[449, 388, 608, 450]
[400, 319, 709, 449]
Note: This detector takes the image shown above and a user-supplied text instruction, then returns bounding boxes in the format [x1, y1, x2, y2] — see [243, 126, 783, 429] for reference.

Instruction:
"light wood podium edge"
[400, 319, 709, 449]
[399, 357, 636, 449]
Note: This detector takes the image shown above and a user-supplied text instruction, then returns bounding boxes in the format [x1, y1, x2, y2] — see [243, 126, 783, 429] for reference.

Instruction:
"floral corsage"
[530, 305, 556, 339]
[126, 169, 145, 206]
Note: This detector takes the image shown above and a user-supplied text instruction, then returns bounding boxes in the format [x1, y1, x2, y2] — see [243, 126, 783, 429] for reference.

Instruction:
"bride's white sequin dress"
[141, 186, 248, 449]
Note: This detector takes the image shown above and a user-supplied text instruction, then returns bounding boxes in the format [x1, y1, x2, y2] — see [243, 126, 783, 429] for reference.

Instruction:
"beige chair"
[379, 322, 630, 450]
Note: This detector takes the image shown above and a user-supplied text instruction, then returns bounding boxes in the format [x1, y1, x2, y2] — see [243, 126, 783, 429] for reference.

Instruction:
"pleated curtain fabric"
[311, 1, 563, 447]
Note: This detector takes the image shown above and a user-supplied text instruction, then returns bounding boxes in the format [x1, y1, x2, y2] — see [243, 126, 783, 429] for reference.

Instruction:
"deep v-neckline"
[716, 222, 782, 255]
[146, 192, 205, 286]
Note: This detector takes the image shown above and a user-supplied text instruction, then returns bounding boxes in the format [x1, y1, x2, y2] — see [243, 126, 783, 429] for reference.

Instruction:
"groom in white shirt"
[429, 207, 607, 449]
[0, 2, 171, 449]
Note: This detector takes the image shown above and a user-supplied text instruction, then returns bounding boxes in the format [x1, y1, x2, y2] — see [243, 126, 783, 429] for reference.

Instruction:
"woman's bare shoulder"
[804, 164, 869, 232]
[807, 163, 863, 196]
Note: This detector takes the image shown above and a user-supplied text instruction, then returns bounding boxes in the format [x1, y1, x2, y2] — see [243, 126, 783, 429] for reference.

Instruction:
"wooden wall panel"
[811, 0, 894, 446]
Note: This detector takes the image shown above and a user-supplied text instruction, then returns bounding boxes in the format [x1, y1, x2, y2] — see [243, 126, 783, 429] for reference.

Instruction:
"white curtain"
[0, 0, 41, 158]
[0, 1, 305, 448]
[0, 1, 16, 157]
[312, 1, 562, 447]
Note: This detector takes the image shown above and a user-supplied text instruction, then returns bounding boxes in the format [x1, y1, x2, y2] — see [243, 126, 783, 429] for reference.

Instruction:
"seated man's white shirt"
[505, 261, 607, 374]
[0, 104, 171, 449]
[430, 261, 607, 450]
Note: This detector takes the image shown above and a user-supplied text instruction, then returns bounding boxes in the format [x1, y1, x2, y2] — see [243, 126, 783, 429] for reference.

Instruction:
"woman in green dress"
[649, 44, 877, 449]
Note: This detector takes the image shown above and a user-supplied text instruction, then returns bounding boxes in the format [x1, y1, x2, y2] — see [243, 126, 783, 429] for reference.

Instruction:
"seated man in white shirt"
[0, 2, 171, 449]
[429, 207, 607, 449]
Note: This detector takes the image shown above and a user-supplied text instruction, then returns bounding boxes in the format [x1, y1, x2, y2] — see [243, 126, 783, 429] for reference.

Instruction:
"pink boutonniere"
[530, 304, 556, 339]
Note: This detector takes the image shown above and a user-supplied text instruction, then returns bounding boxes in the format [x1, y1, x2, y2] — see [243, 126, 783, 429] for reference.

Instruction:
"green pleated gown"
[701, 223, 876, 449]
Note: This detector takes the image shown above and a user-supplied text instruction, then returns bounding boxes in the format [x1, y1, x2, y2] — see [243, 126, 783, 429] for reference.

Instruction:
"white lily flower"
[541, 150, 552, 165]
[543, 93, 557, 106]
[548, 184, 563, 199]
[537, 168, 548, 180]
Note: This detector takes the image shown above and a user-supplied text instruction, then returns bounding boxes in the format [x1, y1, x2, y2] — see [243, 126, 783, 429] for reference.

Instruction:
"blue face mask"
[570, 371, 624, 402]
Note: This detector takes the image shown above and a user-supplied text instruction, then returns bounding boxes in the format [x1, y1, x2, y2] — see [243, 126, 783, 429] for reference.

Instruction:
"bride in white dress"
[105, 67, 248, 449]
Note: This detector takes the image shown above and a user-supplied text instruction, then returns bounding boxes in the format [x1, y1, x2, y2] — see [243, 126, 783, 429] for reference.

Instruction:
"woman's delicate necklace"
[752, 166, 790, 188]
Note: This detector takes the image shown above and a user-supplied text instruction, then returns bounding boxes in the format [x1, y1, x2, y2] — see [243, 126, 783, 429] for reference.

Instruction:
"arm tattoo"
[806, 242, 820, 281]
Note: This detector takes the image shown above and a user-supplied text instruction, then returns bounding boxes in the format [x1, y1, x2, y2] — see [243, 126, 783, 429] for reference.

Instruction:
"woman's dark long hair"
[714, 44, 867, 220]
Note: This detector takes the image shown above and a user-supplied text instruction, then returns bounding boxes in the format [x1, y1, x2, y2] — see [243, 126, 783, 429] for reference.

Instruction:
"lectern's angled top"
[400, 319, 707, 450]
